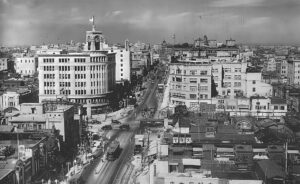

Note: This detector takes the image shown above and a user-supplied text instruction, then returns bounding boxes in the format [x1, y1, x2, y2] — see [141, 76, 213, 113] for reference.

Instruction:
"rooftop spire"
[89, 16, 95, 31]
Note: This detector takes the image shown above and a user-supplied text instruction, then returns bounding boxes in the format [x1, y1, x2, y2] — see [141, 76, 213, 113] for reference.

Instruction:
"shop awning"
[182, 158, 201, 166]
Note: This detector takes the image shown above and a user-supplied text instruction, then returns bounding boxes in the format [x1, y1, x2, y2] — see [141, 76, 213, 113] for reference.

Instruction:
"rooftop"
[270, 97, 286, 104]
[256, 160, 285, 179]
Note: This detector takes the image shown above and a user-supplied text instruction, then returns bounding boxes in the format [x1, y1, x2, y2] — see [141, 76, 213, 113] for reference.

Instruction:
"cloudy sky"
[1, 0, 300, 46]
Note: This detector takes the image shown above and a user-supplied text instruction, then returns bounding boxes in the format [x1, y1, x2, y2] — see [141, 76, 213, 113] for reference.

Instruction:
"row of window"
[75, 82, 86, 87]
[91, 56, 106, 63]
[44, 66, 55, 71]
[75, 66, 86, 71]
[172, 77, 210, 83]
[173, 85, 209, 91]
[75, 90, 86, 95]
[171, 93, 209, 100]
[224, 82, 242, 87]
[91, 81, 102, 87]
[224, 75, 242, 80]
[59, 82, 71, 87]
[74, 58, 86, 63]
[44, 90, 55, 94]
[59, 66, 70, 71]
[59, 74, 71, 79]
[59, 58, 69, 63]
[90, 65, 106, 71]
[75, 74, 86, 79]
[44, 82, 55, 87]
[60, 90, 71, 95]
[44, 74, 55, 79]
[90, 73, 104, 79]
[18, 59, 34, 63]
[173, 69, 209, 75]
[43, 58, 54, 63]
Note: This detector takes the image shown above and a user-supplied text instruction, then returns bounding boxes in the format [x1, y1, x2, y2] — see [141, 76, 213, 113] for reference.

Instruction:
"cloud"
[211, 0, 264, 7]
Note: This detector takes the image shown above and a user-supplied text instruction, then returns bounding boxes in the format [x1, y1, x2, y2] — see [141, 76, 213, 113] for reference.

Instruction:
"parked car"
[101, 125, 112, 130]
[119, 124, 130, 130]
[112, 120, 121, 124]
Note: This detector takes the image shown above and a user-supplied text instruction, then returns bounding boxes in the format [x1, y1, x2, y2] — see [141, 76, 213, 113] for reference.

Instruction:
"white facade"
[211, 59, 248, 97]
[245, 73, 273, 97]
[169, 58, 212, 108]
[288, 59, 300, 85]
[38, 25, 115, 117]
[1, 91, 20, 110]
[15, 57, 37, 76]
[108, 47, 131, 82]
[0, 58, 8, 71]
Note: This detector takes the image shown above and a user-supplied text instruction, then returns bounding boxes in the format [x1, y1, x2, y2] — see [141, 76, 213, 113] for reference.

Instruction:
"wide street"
[80, 67, 164, 184]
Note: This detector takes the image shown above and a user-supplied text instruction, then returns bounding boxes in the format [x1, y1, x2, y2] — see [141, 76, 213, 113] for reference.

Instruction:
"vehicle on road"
[119, 124, 130, 130]
[112, 120, 121, 124]
[101, 125, 112, 131]
[107, 140, 121, 161]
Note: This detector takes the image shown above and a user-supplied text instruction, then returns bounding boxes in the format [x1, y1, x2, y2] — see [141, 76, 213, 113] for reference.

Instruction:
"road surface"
[80, 68, 163, 184]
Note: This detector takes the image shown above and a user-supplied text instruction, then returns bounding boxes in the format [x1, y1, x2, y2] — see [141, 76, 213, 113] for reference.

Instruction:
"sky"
[1, 0, 300, 46]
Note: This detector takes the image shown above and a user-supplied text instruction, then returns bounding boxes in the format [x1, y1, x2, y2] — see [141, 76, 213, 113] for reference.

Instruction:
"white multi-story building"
[169, 58, 212, 108]
[38, 22, 115, 117]
[108, 40, 131, 82]
[0, 58, 8, 71]
[15, 56, 37, 76]
[245, 72, 273, 97]
[211, 58, 248, 97]
[287, 58, 300, 86]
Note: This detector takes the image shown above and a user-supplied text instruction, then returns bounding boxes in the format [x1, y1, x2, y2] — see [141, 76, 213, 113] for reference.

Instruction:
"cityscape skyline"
[1, 0, 300, 46]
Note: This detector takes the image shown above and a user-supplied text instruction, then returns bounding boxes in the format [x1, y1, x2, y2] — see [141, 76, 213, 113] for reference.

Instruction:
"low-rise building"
[14, 56, 37, 77]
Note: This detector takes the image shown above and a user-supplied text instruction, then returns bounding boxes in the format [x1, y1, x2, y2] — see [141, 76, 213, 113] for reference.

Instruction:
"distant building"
[0, 58, 8, 71]
[15, 56, 37, 76]
[287, 58, 300, 86]
[226, 38, 236, 47]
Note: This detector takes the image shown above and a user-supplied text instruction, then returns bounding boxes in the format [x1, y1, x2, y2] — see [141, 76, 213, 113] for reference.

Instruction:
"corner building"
[38, 25, 115, 117]
[169, 59, 212, 107]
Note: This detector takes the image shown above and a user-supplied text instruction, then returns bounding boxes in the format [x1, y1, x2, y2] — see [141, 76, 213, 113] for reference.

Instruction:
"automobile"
[101, 125, 112, 130]
[112, 120, 121, 124]
[119, 124, 130, 130]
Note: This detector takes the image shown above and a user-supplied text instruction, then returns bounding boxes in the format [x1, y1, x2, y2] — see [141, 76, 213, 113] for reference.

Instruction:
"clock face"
[95, 36, 100, 42]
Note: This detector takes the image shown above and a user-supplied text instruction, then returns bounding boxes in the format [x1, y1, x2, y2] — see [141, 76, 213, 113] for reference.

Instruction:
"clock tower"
[84, 16, 105, 52]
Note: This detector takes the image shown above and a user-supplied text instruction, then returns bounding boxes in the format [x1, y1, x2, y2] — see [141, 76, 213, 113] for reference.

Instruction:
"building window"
[235, 68, 241, 72]
[190, 94, 197, 99]
[199, 86, 208, 91]
[280, 106, 285, 110]
[252, 88, 256, 92]
[190, 86, 197, 91]
[234, 82, 241, 87]
[200, 70, 208, 75]
[274, 106, 278, 110]
[252, 80, 256, 84]
[189, 78, 197, 83]
[200, 79, 208, 83]
[190, 70, 197, 75]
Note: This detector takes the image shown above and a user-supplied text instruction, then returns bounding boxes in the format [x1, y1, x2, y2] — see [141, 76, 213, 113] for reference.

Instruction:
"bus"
[106, 140, 121, 161]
